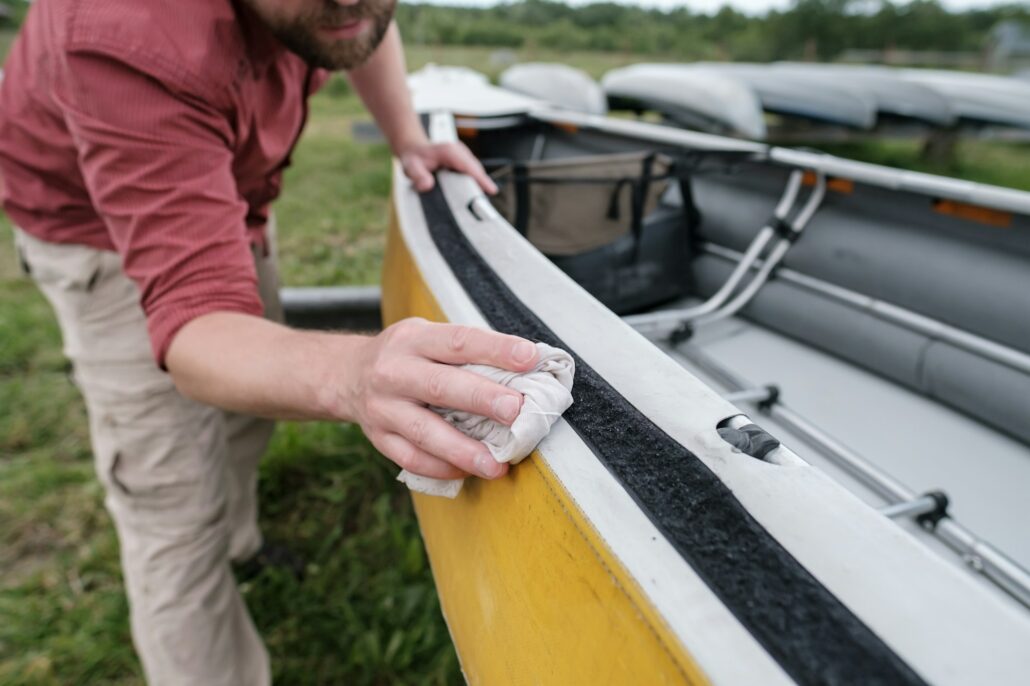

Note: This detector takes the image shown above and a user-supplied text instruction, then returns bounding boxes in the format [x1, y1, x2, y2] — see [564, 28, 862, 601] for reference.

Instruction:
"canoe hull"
[382, 208, 709, 685]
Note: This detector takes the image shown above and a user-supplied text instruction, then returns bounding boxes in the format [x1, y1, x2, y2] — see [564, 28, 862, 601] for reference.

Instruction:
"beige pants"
[15, 226, 283, 686]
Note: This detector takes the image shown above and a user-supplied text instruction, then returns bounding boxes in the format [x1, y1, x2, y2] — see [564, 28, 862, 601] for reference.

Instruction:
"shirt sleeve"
[54, 50, 265, 368]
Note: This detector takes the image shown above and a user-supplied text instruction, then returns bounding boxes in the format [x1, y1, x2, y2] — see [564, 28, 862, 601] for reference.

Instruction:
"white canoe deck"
[654, 306, 1030, 584]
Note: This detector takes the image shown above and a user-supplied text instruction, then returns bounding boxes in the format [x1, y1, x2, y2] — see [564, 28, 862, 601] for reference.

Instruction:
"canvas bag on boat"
[491, 151, 673, 255]
[489, 151, 695, 313]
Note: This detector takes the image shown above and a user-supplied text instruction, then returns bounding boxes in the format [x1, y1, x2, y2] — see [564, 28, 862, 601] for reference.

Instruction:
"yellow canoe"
[379, 106, 1030, 685]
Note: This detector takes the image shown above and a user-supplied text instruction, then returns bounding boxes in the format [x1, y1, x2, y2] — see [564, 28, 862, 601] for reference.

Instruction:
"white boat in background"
[406, 64, 537, 117]
[499, 63, 607, 115]
[369, 67, 1030, 684]
[772, 62, 958, 127]
[601, 63, 767, 139]
[682, 62, 879, 129]
[596, 62, 1030, 138]
[900, 68, 1030, 130]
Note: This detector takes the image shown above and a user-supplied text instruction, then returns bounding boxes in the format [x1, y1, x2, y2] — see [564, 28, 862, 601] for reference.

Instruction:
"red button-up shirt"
[0, 0, 328, 365]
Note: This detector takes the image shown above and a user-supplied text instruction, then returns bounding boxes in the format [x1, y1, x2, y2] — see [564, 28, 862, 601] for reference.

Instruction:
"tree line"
[396, 0, 1030, 62]
[3, 0, 1027, 65]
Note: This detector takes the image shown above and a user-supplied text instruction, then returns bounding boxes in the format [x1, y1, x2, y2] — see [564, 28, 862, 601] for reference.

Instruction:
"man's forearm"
[165, 311, 363, 422]
[346, 22, 427, 154]
[166, 312, 542, 480]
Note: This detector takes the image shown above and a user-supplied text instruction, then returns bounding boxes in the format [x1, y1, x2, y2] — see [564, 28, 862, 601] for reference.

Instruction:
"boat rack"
[531, 106, 1030, 217]
[661, 341, 1030, 610]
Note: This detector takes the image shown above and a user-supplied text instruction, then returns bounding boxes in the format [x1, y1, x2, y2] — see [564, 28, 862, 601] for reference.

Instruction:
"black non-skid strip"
[416, 179, 926, 686]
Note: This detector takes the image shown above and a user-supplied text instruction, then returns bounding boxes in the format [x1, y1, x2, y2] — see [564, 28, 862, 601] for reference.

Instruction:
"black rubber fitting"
[770, 216, 795, 238]
[718, 423, 782, 461]
[668, 322, 694, 345]
[916, 490, 950, 530]
[757, 384, 781, 412]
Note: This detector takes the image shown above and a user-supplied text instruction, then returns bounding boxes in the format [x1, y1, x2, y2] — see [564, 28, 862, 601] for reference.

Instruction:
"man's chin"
[318, 18, 370, 41]
[272, 13, 392, 70]
[314, 44, 378, 70]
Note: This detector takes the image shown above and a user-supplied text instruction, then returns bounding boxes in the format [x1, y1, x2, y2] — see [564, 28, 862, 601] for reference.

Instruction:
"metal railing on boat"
[625, 168, 827, 338]
[665, 341, 1030, 610]
[625, 169, 804, 328]
[530, 107, 1030, 217]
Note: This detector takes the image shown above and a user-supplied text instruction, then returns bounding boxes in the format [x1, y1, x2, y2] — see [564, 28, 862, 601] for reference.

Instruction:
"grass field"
[2, 33, 1029, 685]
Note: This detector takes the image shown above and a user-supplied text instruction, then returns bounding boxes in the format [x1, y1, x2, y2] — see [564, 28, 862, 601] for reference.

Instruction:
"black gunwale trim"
[413, 163, 926, 685]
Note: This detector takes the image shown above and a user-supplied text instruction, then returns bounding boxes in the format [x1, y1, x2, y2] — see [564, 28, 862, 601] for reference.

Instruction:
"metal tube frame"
[701, 242, 1030, 376]
[879, 496, 940, 519]
[627, 170, 827, 338]
[723, 387, 776, 404]
[671, 342, 1030, 609]
[694, 170, 827, 327]
[624, 169, 805, 333]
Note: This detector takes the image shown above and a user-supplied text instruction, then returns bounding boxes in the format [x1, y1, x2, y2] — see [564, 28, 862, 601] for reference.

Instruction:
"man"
[0, 0, 538, 683]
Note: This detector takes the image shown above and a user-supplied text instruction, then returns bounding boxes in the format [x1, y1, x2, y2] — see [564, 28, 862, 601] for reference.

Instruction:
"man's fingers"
[406, 321, 538, 372]
[393, 404, 509, 479]
[403, 142, 496, 195]
[372, 431, 467, 480]
[400, 360, 523, 425]
[403, 154, 435, 192]
[450, 145, 498, 195]
[359, 319, 536, 481]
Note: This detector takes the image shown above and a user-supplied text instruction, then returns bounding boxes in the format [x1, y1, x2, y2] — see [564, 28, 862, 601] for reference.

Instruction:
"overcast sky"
[413, 0, 1013, 16]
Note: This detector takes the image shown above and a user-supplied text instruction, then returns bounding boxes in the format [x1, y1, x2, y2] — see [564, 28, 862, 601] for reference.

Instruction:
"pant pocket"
[15, 239, 32, 276]
[15, 229, 104, 293]
[90, 395, 228, 532]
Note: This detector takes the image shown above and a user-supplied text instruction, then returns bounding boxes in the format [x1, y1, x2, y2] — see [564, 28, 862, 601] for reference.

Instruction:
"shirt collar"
[233, 0, 288, 74]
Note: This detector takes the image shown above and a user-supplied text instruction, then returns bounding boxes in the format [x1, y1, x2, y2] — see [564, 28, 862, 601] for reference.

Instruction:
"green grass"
[0, 29, 15, 59]
[276, 81, 393, 287]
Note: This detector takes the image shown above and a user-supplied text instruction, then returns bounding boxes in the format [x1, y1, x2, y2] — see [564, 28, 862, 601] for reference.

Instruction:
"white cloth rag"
[397, 341, 575, 498]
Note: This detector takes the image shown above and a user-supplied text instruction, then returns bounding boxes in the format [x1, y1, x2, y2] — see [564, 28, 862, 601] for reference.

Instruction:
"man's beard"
[263, 0, 397, 70]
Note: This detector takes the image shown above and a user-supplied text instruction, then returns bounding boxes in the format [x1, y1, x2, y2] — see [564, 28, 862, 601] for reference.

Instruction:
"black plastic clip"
[668, 322, 694, 345]
[916, 490, 950, 530]
[757, 384, 781, 412]
[770, 215, 804, 244]
[717, 423, 782, 461]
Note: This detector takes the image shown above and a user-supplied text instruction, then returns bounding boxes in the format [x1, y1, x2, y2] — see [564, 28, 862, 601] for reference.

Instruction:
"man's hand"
[346, 318, 538, 481]
[398, 140, 498, 196]
[345, 23, 496, 196]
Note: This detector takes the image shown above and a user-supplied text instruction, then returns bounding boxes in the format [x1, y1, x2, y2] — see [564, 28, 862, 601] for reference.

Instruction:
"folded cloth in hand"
[397, 341, 575, 498]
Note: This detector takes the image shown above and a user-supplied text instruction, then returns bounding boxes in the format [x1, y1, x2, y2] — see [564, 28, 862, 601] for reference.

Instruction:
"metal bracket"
[668, 323, 694, 345]
[722, 384, 780, 411]
[878, 490, 950, 528]
[717, 423, 781, 461]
